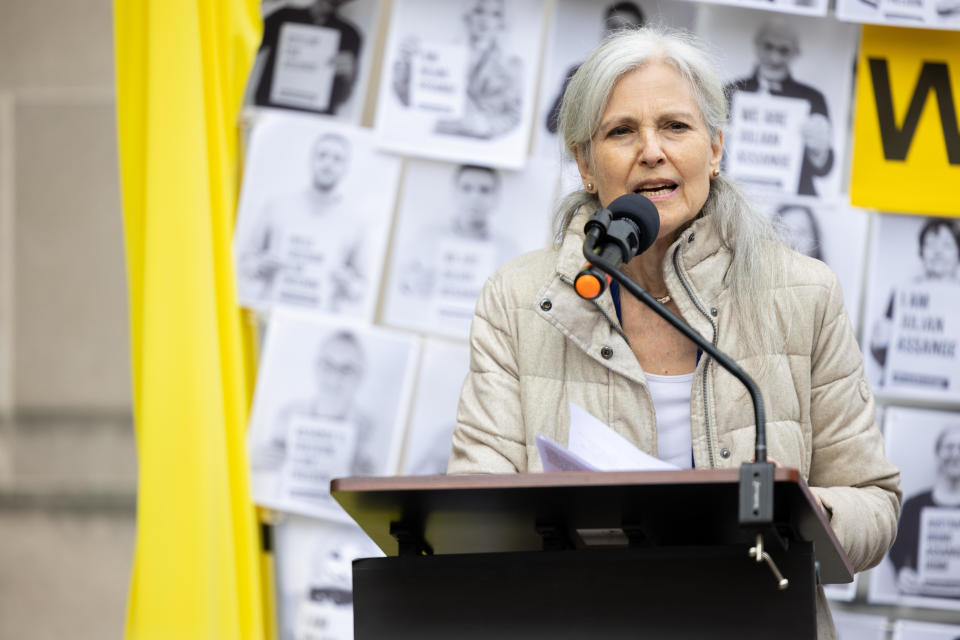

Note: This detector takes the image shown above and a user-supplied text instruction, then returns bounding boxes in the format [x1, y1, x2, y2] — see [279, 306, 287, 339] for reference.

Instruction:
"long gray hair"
[556, 26, 784, 355]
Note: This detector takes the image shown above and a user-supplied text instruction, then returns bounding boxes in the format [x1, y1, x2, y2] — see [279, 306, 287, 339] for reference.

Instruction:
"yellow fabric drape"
[114, 1, 270, 638]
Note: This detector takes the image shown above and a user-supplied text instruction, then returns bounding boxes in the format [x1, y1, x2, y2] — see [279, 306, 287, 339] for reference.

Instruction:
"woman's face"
[576, 61, 722, 241]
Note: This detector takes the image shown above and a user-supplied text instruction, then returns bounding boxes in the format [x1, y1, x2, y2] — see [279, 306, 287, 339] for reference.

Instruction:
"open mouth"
[634, 182, 678, 197]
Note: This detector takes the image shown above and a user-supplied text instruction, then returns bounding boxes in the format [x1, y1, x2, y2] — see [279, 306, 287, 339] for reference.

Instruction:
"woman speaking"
[447, 27, 900, 638]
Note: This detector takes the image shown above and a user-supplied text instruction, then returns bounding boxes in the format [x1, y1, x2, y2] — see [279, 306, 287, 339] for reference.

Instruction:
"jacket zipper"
[672, 245, 719, 468]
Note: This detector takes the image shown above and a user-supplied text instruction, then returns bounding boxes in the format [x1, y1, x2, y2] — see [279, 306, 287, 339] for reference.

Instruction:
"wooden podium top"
[332, 468, 853, 584]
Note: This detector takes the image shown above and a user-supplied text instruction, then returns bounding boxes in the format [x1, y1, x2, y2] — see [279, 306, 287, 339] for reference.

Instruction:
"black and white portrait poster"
[830, 610, 887, 640]
[247, 312, 418, 521]
[382, 158, 556, 338]
[893, 619, 960, 640]
[533, 0, 697, 159]
[837, 0, 960, 31]
[400, 338, 470, 475]
[233, 113, 400, 319]
[248, 0, 384, 122]
[679, 0, 828, 17]
[867, 406, 960, 611]
[695, 7, 857, 198]
[861, 214, 960, 401]
[273, 515, 382, 640]
[756, 195, 869, 330]
[373, 0, 546, 169]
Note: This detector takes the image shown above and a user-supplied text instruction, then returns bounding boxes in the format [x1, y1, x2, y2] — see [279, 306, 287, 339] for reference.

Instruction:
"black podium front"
[332, 469, 851, 640]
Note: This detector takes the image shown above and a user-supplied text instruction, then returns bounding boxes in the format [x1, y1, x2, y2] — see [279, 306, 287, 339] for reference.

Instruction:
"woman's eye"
[609, 125, 632, 137]
[668, 121, 689, 131]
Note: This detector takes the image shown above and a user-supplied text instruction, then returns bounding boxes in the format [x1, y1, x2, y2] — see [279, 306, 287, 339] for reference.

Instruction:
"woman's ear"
[709, 130, 723, 177]
[573, 146, 595, 192]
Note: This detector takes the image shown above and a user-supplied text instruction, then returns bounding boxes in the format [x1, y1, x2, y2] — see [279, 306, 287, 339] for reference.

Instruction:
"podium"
[332, 468, 852, 639]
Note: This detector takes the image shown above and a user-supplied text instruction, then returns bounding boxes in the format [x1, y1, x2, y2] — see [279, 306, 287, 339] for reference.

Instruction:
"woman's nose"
[637, 129, 665, 166]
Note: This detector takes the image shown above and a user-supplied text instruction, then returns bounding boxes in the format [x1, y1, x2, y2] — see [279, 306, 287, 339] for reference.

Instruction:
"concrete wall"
[0, 2, 136, 639]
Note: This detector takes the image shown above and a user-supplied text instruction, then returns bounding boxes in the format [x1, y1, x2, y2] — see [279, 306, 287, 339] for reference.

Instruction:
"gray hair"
[555, 26, 784, 356]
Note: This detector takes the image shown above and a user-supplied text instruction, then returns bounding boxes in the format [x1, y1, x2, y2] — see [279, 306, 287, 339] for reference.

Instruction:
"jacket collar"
[555, 209, 731, 299]
[546, 208, 733, 365]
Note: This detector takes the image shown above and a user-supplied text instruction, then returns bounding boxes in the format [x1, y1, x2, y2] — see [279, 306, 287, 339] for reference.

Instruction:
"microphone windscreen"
[607, 193, 660, 254]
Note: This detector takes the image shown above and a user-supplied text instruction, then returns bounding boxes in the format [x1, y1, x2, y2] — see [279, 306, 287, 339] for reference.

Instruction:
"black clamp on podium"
[332, 468, 852, 640]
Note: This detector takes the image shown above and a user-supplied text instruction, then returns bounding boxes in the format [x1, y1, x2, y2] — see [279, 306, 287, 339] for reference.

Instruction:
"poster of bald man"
[247, 0, 383, 122]
[382, 157, 557, 338]
[273, 515, 382, 640]
[756, 195, 868, 331]
[374, 0, 546, 169]
[867, 407, 960, 611]
[695, 7, 856, 198]
[836, 0, 960, 30]
[247, 312, 418, 521]
[400, 338, 470, 476]
[861, 214, 960, 401]
[233, 112, 400, 319]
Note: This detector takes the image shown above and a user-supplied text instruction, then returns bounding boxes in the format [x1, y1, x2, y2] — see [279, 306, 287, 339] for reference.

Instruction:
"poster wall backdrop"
[236, 2, 960, 637]
[851, 25, 960, 217]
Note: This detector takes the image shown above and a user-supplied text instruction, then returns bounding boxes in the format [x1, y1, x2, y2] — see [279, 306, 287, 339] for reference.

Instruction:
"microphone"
[574, 194, 660, 300]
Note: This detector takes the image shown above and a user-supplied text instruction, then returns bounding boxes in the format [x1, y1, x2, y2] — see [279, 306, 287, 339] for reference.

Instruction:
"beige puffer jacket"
[449, 210, 901, 637]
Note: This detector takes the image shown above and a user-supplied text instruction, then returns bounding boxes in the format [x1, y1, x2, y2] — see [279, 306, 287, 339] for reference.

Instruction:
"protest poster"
[248, 0, 383, 122]
[247, 312, 418, 521]
[534, 0, 696, 158]
[867, 406, 960, 610]
[678, 0, 828, 17]
[696, 5, 857, 198]
[755, 195, 868, 331]
[917, 508, 960, 592]
[884, 282, 960, 394]
[837, 0, 960, 30]
[727, 92, 809, 193]
[233, 113, 400, 319]
[383, 157, 556, 339]
[862, 214, 960, 401]
[273, 515, 383, 640]
[850, 26, 960, 215]
[374, 0, 546, 169]
[269, 23, 341, 111]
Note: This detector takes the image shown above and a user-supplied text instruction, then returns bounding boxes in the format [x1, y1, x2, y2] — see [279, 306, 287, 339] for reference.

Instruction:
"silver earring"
[586, 182, 594, 191]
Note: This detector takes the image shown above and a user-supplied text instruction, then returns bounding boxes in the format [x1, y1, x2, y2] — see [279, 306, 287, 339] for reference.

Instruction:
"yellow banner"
[851, 26, 960, 217]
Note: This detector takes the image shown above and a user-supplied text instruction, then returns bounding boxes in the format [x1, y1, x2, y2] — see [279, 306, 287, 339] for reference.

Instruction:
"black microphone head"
[607, 193, 660, 254]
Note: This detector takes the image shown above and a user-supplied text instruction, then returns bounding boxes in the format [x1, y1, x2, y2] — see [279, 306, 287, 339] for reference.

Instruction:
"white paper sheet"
[537, 403, 680, 472]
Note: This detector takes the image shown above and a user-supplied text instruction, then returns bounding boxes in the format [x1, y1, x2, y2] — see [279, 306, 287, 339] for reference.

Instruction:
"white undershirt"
[645, 372, 695, 469]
